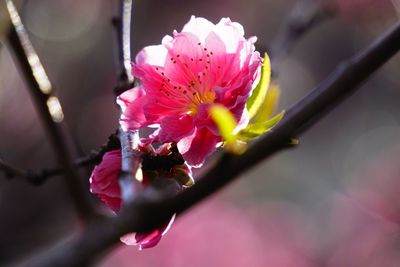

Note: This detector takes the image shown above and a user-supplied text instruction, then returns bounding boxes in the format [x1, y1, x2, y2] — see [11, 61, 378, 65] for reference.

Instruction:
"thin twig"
[0, 133, 120, 184]
[113, 0, 142, 205]
[113, 0, 135, 95]
[23, 17, 400, 267]
[4, 0, 97, 220]
[118, 128, 142, 204]
[270, 0, 334, 74]
[0, 158, 25, 178]
[0, 157, 63, 185]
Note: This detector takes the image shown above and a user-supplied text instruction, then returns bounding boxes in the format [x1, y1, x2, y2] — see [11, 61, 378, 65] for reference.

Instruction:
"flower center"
[187, 89, 216, 115]
[155, 46, 220, 116]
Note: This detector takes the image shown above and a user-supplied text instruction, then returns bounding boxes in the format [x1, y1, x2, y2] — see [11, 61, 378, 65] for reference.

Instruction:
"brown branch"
[22, 16, 400, 267]
[4, 0, 97, 220]
[0, 133, 120, 185]
[0, 157, 63, 185]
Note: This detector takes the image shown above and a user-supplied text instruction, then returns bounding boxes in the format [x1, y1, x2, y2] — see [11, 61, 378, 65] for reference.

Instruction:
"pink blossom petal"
[181, 16, 215, 44]
[124, 17, 263, 167]
[194, 104, 219, 136]
[89, 150, 122, 212]
[120, 214, 176, 250]
[158, 114, 195, 142]
[143, 100, 185, 123]
[118, 87, 149, 131]
[135, 43, 168, 67]
[164, 32, 206, 81]
[214, 17, 245, 53]
[178, 127, 220, 167]
[135, 230, 163, 250]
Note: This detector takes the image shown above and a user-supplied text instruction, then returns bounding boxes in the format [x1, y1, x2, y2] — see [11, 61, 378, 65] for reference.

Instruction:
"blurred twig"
[4, 0, 97, 220]
[113, 0, 135, 95]
[0, 157, 63, 185]
[0, 158, 26, 179]
[270, 0, 334, 74]
[23, 17, 400, 267]
[0, 133, 120, 184]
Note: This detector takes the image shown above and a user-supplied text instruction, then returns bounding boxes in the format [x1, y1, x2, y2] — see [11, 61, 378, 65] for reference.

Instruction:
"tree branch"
[23, 16, 400, 267]
[0, 133, 120, 185]
[4, 0, 97, 220]
[113, 0, 142, 205]
[113, 0, 135, 95]
[0, 157, 25, 179]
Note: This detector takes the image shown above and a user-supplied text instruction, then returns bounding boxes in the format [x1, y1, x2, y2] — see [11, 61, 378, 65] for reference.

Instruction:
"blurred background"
[1, 0, 400, 266]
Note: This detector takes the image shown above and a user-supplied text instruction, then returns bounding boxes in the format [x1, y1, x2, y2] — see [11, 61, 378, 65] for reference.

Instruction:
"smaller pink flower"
[119, 16, 262, 167]
[90, 148, 191, 249]
[89, 150, 122, 212]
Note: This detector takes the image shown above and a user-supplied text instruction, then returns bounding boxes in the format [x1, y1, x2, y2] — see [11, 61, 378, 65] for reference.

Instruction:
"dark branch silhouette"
[23, 16, 400, 267]
[0, 133, 120, 184]
[270, 0, 334, 75]
[4, 0, 97, 220]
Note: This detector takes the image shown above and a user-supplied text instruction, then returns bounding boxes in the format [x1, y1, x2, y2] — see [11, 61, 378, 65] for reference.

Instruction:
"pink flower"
[90, 148, 192, 249]
[119, 16, 262, 166]
[89, 150, 122, 212]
